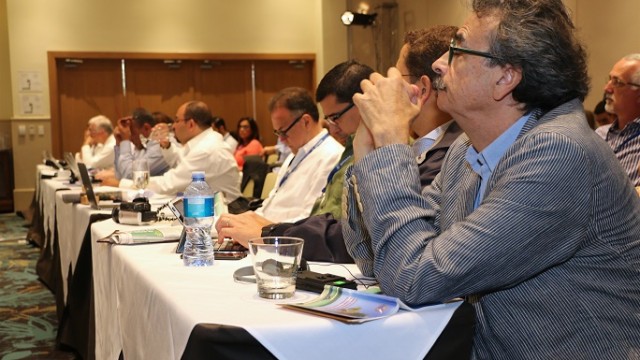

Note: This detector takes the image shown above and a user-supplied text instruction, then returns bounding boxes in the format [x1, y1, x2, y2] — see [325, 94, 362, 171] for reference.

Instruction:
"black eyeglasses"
[273, 112, 305, 138]
[448, 38, 502, 65]
[608, 75, 640, 89]
[324, 103, 354, 126]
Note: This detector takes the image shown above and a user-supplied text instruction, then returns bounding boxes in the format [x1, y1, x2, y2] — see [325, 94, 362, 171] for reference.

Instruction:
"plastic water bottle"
[182, 171, 215, 266]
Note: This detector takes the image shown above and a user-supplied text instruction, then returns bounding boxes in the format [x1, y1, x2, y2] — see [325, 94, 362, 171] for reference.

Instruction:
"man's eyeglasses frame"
[273, 112, 305, 138]
[448, 38, 502, 65]
[608, 75, 640, 89]
[324, 103, 355, 126]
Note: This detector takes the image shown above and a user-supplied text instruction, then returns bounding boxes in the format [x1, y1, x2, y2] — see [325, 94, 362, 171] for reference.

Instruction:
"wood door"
[55, 58, 123, 156]
[254, 60, 315, 146]
[124, 59, 195, 118]
[194, 60, 253, 135]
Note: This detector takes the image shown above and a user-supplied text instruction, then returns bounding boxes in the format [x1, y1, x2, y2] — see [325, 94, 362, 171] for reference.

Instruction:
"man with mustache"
[343, 0, 640, 358]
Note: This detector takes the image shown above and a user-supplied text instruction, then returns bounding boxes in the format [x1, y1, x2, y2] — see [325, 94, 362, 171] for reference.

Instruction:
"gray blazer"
[342, 99, 640, 359]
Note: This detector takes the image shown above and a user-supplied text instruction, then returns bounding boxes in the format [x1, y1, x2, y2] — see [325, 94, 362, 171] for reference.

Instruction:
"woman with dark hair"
[234, 117, 263, 170]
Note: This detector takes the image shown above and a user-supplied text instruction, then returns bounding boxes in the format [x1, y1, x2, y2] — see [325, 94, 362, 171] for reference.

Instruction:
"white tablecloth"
[40, 178, 76, 255]
[40, 177, 119, 304]
[55, 190, 110, 303]
[91, 220, 461, 360]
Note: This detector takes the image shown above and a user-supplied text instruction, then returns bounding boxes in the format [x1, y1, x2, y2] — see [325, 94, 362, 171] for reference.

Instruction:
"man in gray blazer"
[343, 0, 640, 359]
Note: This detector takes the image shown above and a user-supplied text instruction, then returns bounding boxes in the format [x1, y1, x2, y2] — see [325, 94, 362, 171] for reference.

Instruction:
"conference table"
[34, 166, 475, 359]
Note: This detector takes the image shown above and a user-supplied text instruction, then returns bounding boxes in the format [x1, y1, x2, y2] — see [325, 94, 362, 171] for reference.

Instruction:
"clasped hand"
[352, 67, 421, 162]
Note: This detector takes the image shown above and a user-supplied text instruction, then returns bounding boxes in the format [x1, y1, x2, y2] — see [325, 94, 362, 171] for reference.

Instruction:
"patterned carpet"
[0, 214, 76, 359]
[0, 213, 28, 242]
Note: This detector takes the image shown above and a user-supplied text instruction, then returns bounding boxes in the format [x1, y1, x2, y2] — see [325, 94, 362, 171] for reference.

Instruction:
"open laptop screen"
[77, 162, 100, 210]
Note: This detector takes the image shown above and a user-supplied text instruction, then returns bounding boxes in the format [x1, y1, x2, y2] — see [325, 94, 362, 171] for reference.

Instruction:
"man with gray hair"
[344, 0, 640, 358]
[601, 53, 640, 185]
[76, 114, 115, 169]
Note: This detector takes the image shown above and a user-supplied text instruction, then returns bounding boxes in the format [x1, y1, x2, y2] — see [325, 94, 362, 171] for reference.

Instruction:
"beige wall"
[321, 0, 349, 76]
[4, 0, 349, 211]
[573, 1, 640, 110]
[11, 119, 50, 209]
[0, 0, 12, 120]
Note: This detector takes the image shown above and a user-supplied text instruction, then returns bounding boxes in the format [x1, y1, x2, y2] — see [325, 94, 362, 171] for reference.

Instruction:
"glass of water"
[150, 123, 172, 143]
[248, 237, 304, 299]
[132, 159, 150, 193]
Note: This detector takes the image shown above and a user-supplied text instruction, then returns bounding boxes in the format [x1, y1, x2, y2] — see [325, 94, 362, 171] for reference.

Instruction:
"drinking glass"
[248, 237, 304, 299]
[132, 159, 149, 193]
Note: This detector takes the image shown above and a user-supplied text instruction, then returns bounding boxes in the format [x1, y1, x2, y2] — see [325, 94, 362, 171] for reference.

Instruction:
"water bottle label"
[184, 197, 214, 217]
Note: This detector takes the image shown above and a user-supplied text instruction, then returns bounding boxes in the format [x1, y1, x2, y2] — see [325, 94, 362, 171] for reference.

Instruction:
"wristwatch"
[261, 223, 279, 237]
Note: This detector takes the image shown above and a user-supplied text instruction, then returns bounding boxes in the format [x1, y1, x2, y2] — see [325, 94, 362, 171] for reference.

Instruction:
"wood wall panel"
[195, 60, 253, 137]
[56, 59, 123, 155]
[125, 60, 194, 117]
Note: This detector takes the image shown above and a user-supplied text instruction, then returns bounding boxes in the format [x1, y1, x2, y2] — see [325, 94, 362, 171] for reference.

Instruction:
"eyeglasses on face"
[608, 75, 640, 89]
[324, 103, 355, 126]
[448, 38, 502, 66]
[273, 112, 305, 138]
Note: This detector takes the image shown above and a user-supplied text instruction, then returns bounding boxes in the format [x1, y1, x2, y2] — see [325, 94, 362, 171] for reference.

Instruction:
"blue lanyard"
[321, 154, 352, 193]
[277, 133, 330, 189]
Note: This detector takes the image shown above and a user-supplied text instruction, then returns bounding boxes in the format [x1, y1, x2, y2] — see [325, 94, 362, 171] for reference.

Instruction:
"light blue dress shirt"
[466, 113, 531, 208]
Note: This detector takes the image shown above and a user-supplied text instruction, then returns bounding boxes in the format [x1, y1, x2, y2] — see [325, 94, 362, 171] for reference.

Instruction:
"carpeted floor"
[0, 213, 29, 242]
[0, 214, 76, 359]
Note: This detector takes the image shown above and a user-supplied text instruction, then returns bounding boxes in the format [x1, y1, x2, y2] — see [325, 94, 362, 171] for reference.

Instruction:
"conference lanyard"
[277, 133, 330, 190]
[321, 154, 352, 193]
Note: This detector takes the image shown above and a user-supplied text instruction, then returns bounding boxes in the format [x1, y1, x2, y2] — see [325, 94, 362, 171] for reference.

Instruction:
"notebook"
[169, 194, 247, 260]
[77, 162, 122, 210]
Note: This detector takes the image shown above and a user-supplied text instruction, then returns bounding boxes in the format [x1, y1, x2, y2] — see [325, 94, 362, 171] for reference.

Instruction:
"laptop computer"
[77, 162, 122, 210]
[169, 193, 247, 260]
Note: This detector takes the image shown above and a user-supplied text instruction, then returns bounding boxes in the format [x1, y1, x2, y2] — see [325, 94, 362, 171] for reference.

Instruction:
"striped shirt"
[605, 117, 640, 186]
[342, 99, 640, 359]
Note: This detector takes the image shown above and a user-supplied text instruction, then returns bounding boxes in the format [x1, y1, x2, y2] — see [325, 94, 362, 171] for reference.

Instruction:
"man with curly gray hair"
[343, 0, 640, 358]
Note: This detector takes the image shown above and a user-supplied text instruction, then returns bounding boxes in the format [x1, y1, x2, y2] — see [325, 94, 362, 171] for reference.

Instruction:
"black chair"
[240, 155, 269, 200]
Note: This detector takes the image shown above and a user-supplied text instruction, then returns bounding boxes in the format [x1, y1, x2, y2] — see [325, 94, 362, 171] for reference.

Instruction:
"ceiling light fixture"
[341, 11, 377, 27]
